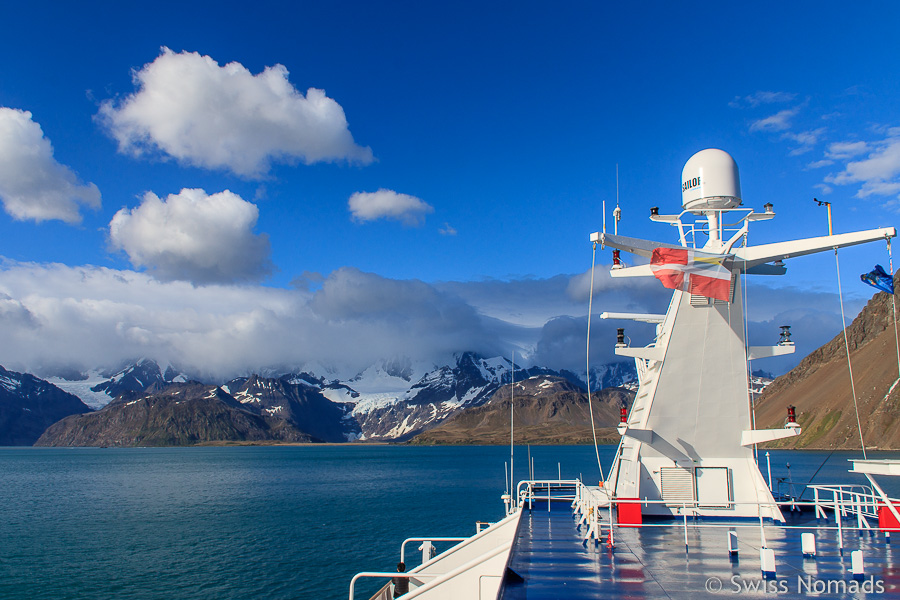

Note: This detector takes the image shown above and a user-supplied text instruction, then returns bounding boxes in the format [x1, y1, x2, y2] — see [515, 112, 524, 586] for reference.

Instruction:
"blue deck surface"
[500, 499, 900, 599]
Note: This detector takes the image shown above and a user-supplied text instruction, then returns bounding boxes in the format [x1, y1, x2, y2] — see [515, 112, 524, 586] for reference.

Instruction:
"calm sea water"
[0, 445, 893, 600]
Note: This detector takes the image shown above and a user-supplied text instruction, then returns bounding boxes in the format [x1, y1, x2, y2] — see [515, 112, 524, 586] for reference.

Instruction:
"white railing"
[399, 537, 467, 564]
[809, 484, 880, 528]
[352, 510, 520, 600]
[514, 479, 581, 510]
[565, 480, 900, 551]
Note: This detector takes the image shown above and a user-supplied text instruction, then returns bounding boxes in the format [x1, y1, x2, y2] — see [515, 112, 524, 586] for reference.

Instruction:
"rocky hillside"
[35, 383, 317, 447]
[755, 271, 900, 449]
[410, 376, 633, 445]
[0, 365, 92, 445]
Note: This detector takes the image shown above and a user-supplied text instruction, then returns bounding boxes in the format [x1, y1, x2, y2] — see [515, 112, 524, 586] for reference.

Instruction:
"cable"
[585, 242, 605, 481]
[834, 248, 867, 459]
[888, 238, 900, 382]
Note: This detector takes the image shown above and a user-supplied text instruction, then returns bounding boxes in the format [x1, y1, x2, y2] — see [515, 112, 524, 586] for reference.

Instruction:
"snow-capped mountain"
[225, 374, 360, 442]
[50, 358, 189, 408]
[345, 353, 637, 440]
[0, 364, 92, 445]
[49, 354, 638, 442]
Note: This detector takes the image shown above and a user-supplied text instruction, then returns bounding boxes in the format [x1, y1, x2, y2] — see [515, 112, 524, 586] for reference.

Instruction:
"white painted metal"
[801, 532, 816, 557]
[386, 509, 520, 600]
[728, 530, 738, 555]
[598, 149, 896, 521]
[760, 547, 776, 578]
[695, 467, 732, 508]
[740, 428, 801, 446]
[599, 312, 666, 323]
[851, 550, 864, 576]
[747, 345, 795, 360]
[851, 459, 900, 476]
[681, 149, 742, 212]
[418, 541, 435, 565]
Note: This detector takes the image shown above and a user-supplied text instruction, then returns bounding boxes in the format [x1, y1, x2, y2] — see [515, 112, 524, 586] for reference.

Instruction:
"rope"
[739, 234, 759, 463]
[888, 238, 900, 382]
[585, 242, 605, 481]
[834, 248, 867, 459]
[797, 447, 838, 500]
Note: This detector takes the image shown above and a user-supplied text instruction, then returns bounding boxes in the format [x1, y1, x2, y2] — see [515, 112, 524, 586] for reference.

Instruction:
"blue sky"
[1, 1, 899, 380]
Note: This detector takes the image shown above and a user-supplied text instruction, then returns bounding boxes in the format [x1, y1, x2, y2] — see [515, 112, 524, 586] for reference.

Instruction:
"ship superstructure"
[597, 148, 894, 521]
[349, 149, 900, 600]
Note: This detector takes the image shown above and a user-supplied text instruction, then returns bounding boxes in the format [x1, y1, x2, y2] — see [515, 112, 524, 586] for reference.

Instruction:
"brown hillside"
[756, 271, 900, 450]
[410, 376, 632, 445]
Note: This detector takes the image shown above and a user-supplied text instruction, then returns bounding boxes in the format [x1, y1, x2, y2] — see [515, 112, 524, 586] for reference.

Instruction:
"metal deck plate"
[500, 500, 899, 598]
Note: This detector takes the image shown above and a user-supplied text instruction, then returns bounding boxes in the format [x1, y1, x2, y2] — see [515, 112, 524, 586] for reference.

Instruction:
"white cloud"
[439, 222, 457, 236]
[0, 259, 864, 382]
[857, 181, 900, 198]
[0, 108, 101, 223]
[826, 135, 900, 202]
[807, 159, 834, 169]
[826, 141, 868, 160]
[108, 188, 272, 284]
[782, 128, 825, 155]
[730, 91, 797, 109]
[750, 108, 799, 132]
[348, 189, 434, 226]
[98, 48, 373, 177]
[837, 138, 900, 183]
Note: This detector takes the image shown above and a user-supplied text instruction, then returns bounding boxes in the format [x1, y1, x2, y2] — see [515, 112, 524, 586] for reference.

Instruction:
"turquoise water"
[0, 445, 887, 600]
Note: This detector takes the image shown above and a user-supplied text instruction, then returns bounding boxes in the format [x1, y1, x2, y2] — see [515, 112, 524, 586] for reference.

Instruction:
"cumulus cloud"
[825, 133, 900, 203]
[108, 188, 272, 284]
[98, 48, 373, 177]
[0, 108, 101, 223]
[348, 189, 434, 226]
[439, 222, 458, 236]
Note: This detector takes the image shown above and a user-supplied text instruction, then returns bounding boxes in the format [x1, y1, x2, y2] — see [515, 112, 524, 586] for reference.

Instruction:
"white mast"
[592, 149, 895, 521]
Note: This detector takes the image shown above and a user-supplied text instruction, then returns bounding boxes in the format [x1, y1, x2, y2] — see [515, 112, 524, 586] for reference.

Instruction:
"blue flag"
[861, 264, 894, 294]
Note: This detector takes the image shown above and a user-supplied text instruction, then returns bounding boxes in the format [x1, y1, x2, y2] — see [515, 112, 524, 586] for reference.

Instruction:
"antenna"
[614, 164, 621, 236]
[602, 200, 606, 235]
[510, 351, 515, 503]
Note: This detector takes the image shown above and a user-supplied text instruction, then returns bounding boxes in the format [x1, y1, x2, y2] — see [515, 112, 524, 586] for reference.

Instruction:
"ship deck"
[499, 495, 899, 599]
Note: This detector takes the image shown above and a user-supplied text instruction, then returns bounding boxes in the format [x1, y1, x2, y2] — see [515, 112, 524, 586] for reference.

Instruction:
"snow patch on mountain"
[47, 371, 118, 409]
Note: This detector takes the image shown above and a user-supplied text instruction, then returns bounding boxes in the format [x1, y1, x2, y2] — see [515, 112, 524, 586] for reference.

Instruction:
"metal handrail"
[399, 537, 466, 564]
[349, 572, 439, 600]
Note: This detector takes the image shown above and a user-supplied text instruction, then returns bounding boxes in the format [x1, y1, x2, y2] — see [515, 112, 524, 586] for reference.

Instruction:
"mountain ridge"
[755, 271, 900, 449]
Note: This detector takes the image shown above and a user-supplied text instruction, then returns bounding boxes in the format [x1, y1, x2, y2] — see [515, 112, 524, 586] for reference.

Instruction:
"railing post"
[836, 494, 844, 554]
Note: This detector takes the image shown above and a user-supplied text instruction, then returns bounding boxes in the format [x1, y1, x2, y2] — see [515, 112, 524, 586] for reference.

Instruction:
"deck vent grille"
[660, 467, 695, 505]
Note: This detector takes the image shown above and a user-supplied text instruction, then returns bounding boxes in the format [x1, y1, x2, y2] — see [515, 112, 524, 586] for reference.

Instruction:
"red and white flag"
[649, 248, 733, 302]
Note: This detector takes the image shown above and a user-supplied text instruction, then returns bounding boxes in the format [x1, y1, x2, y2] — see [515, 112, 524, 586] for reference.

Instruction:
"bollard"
[728, 530, 738, 556]
[760, 547, 776, 579]
[801, 533, 816, 557]
[851, 550, 864, 581]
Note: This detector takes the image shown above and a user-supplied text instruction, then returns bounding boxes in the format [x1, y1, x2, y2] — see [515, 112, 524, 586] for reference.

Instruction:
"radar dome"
[681, 149, 741, 212]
